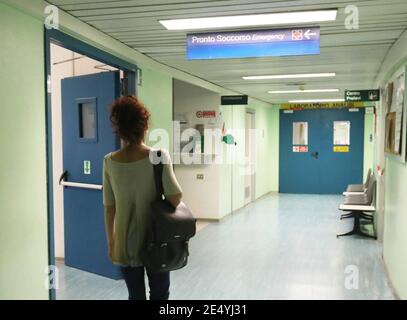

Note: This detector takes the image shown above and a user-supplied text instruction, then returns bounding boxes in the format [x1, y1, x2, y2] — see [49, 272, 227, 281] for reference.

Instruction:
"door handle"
[59, 170, 68, 184]
[60, 181, 103, 190]
[59, 170, 102, 190]
[311, 151, 319, 159]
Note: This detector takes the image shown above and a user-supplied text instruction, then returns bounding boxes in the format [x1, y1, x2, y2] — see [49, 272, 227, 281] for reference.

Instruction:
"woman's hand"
[108, 239, 114, 261]
[104, 204, 116, 261]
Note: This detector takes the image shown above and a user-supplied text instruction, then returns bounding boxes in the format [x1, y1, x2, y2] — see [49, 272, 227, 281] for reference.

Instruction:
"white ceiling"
[48, 0, 407, 103]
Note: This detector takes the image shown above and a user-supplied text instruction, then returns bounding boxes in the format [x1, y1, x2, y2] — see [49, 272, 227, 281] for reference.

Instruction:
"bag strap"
[153, 150, 164, 200]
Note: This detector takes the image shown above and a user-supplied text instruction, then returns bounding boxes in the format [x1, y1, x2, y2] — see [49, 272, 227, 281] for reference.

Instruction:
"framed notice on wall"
[384, 68, 406, 163]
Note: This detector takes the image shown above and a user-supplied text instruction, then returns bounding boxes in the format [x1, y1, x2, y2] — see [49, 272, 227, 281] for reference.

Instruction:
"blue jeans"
[121, 266, 170, 300]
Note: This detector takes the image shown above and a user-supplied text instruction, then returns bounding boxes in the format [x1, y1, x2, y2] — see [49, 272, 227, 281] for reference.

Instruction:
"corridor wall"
[374, 29, 407, 299]
[138, 67, 173, 152]
[0, 1, 48, 299]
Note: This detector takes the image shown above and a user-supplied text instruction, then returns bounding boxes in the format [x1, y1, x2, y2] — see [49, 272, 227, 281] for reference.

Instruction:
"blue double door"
[61, 71, 122, 279]
[279, 108, 365, 194]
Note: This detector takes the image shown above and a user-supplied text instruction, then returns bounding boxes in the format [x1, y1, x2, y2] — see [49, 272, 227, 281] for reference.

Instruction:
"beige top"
[103, 149, 182, 267]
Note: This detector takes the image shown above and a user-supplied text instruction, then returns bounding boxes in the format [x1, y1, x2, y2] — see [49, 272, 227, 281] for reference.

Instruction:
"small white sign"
[84, 160, 91, 175]
[365, 107, 375, 114]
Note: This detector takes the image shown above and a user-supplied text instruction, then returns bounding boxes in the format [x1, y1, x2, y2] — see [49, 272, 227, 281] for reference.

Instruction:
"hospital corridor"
[1, 0, 407, 308]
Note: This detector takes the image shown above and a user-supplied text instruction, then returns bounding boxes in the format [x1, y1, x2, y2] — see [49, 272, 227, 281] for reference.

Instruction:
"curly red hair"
[109, 96, 150, 145]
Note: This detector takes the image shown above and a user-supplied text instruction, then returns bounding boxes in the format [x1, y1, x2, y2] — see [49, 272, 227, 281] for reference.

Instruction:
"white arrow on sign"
[304, 29, 317, 40]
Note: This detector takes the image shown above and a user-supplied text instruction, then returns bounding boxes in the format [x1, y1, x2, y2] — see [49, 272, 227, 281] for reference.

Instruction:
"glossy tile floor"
[56, 194, 395, 300]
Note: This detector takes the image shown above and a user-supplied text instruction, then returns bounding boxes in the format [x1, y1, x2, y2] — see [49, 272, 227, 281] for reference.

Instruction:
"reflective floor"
[56, 194, 395, 300]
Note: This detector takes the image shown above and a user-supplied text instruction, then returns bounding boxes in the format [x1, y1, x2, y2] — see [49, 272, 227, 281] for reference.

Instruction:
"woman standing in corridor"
[102, 96, 183, 300]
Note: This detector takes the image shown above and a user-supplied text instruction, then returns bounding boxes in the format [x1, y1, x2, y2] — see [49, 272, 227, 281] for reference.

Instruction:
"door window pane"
[293, 122, 308, 145]
[79, 102, 96, 139]
[333, 121, 350, 145]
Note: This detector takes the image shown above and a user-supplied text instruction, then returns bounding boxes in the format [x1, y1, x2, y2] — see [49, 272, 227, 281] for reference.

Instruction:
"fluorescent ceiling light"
[288, 98, 345, 103]
[243, 73, 336, 80]
[269, 89, 339, 94]
[159, 9, 338, 30]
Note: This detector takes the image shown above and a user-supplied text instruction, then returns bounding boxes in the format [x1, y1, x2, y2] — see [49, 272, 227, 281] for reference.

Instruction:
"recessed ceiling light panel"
[269, 89, 339, 94]
[243, 73, 336, 80]
[160, 10, 338, 30]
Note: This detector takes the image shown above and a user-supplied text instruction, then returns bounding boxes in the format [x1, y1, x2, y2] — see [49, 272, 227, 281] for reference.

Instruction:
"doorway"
[45, 29, 137, 299]
[245, 109, 256, 204]
[279, 108, 365, 194]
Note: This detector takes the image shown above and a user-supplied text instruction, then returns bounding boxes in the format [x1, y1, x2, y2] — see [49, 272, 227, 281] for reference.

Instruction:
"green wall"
[373, 29, 407, 298]
[381, 65, 407, 299]
[137, 67, 173, 151]
[0, 2, 49, 299]
[383, 157, 407, 298]
[254, 102, 279, 194]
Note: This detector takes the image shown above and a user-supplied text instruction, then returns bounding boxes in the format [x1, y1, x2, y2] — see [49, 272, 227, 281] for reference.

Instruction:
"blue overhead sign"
[186, 27, 320, 60]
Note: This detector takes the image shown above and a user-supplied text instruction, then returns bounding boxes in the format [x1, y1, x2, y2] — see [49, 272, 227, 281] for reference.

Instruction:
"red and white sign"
[291, 30, 303, 41]
[293, 146, 308, 153]
[196, 110, 216, 118]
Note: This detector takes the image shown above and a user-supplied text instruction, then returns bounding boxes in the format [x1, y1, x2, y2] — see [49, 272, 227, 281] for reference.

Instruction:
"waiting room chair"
[343, 168, 372, 195]
[337, 174, 376, 239]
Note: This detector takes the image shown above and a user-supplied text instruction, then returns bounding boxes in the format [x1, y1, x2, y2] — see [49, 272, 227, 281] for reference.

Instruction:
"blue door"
[61, 71, 122, 279]
[319, 109, 365, 194]
[279, 109, 321, 194]
[279, 108, 365, 194]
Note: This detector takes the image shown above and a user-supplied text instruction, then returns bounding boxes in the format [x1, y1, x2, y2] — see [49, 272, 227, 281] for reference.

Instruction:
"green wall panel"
[0, 2, 48, 300]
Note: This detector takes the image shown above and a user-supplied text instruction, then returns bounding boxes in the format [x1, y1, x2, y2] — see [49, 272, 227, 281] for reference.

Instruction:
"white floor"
[55, 194, 395, 300]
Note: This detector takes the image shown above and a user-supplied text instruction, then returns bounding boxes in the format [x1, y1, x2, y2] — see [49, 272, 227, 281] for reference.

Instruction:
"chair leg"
[337, 213, 377, 239]
[337, 229, 357, 237]
[340, 212, 354, 220]
[360, 213, 374, 221]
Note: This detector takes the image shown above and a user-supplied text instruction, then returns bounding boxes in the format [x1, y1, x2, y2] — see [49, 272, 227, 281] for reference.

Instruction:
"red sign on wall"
[293, 146, 308, 153]
[196, 110, 216, 118]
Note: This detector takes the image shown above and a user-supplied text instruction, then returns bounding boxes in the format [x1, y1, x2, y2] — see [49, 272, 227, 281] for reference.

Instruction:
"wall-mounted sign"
[221, 95, 248, 105]
[196, 110, 216, 118]
[280, 102, 365, 110]
[333, 146, 350, 153]
[365, 107, 375, 114]
[293, 146, 308, 153]
[84, 160, 91, 175]
[345, 90, 380, 102]
[187, 27, 320, 60]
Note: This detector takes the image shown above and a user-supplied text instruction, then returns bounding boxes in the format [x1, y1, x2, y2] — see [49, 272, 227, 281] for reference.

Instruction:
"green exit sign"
[84, 160, 91, 175]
